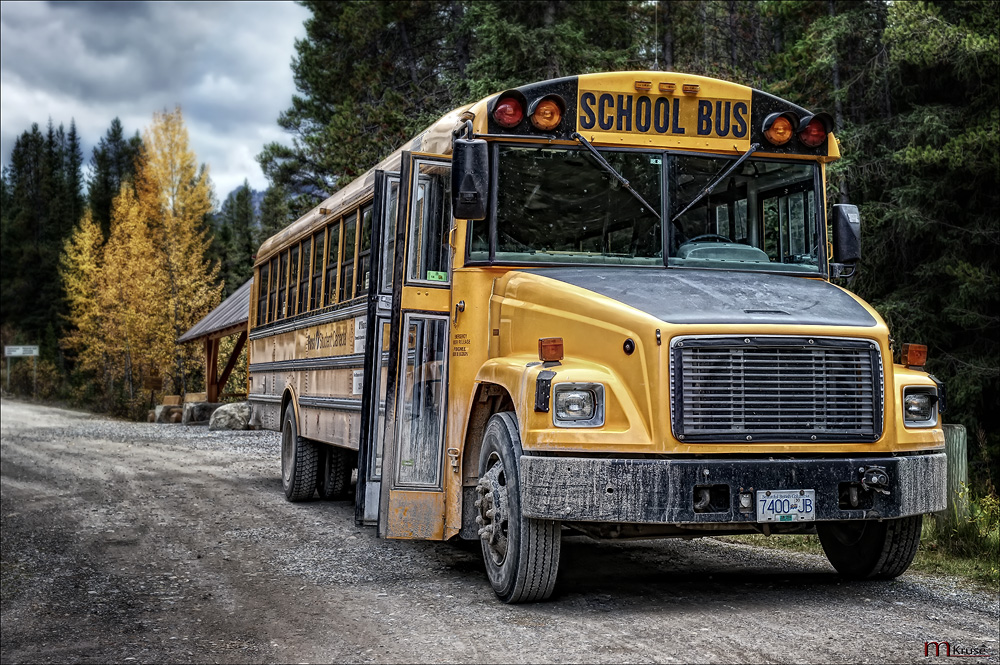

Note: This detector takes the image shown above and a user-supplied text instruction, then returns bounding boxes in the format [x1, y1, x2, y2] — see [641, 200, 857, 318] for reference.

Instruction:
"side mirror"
[832, 204, 861, 264]
[451, 138, 488, 220]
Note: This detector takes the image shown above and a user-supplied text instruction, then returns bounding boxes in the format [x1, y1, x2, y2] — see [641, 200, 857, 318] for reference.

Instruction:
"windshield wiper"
[671, 143, 760, 223]
[570, 132, 661, 221]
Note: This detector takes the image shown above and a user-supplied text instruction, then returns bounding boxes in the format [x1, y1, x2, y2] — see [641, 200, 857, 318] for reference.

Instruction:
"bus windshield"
[478, 146, 822, 274]
[481, 145, 663, 265]
[669, 155, 821, 273]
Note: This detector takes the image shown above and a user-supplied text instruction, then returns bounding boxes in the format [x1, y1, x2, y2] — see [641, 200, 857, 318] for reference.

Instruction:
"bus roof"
[255, 71, 837, 266]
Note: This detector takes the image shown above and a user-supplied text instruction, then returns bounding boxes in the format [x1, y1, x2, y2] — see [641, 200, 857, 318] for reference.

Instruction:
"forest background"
[1, 1, 997, 497]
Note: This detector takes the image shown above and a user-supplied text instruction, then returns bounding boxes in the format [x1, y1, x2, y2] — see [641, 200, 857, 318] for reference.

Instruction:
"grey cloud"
[1, 0, 309, 196]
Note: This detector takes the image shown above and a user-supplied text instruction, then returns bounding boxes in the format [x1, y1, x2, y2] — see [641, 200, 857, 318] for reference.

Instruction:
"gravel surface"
[2, 398, 998, 664]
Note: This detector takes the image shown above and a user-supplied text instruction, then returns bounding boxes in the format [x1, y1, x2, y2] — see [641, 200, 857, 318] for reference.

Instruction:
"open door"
[356, 170, 400, 525]
[377, 154, 453, 539]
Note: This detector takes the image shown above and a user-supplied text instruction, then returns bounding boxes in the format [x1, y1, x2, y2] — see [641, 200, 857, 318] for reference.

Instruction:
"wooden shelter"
[177, 278, 252, 402]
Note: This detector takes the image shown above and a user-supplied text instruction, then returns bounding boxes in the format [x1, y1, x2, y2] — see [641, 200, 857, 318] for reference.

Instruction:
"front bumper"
[519, 453, 946, 524]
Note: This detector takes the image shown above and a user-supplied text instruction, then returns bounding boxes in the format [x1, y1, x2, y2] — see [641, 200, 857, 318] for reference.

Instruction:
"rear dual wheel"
[281, 404, 319, 501]
[316, 445, 355, 500]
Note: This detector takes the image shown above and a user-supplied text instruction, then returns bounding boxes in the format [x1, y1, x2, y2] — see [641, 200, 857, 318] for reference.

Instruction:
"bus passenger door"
[378, 154, 453, 539]
[356, 170, 400, 525]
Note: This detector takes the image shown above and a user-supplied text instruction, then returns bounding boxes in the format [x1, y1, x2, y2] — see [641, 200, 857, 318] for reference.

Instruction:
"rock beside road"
[153, 404, 183, 423]
[209, 401, 251, 431]
[181, 401, 223, 425]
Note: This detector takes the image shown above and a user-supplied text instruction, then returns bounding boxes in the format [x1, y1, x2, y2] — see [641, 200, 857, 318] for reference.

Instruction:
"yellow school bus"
[248, 71, 946, 603]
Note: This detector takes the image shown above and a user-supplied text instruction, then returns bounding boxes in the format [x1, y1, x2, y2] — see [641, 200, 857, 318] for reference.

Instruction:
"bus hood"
[521, 267, 877, 327]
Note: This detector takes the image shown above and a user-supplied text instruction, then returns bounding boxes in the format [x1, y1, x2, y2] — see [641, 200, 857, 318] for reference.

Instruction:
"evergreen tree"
[2, 124, 51, 343]
[258, 184, 296, 243]
[88, 118, 143, 238]
[217, 180, 258, 296]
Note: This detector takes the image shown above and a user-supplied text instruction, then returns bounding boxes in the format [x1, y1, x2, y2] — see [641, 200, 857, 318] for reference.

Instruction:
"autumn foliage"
[59, 108, 220, 414]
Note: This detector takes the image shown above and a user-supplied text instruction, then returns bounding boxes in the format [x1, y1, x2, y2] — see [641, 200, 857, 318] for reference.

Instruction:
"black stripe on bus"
[249, 355, 365, 373]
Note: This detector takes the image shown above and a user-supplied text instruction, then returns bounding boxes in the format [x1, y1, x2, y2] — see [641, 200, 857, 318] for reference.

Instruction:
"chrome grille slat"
[672, 337, 883, 441]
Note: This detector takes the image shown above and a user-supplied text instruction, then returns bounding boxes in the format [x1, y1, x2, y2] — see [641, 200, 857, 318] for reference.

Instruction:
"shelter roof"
[178, 278, 252, 343]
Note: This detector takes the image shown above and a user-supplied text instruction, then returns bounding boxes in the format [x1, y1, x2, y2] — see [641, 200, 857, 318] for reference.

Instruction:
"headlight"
[902, 387, 938, 428]
[553, 383, 604, 428]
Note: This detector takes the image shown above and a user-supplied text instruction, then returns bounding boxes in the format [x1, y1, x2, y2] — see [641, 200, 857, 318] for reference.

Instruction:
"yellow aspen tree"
[100, 184, 172, 402]
[60, 209, 106, 376]
[136, 107, 221, 396]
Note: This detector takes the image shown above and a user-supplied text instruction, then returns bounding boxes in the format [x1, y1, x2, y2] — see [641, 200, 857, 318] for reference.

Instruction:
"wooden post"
[937, 424, 969, 533]
[205, 337, 220, 403]
[216, 331, 247, 399]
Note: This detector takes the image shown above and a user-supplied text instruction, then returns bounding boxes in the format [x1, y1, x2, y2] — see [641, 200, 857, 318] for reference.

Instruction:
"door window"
[380, 178, 400, 293]
[394, 315, 449, 488]
[406, 162, 452, 285]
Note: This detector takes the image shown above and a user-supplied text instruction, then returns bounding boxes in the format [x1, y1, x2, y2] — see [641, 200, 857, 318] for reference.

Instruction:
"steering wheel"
[687, 233, 732, 243]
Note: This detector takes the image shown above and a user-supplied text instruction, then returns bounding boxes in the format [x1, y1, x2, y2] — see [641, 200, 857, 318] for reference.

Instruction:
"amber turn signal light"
[529, 98, 563, 130]
[902, 343, 928, 367]
[538, 337, 564, 362]
[763, 114, 794, 146]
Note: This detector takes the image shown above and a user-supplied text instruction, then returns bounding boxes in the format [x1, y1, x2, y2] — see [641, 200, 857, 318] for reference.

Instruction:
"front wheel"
[476, 412, 561, 603]
[817, 515, 922, 579]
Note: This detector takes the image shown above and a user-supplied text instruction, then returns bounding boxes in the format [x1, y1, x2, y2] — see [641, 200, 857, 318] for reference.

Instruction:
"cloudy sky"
[0, 0, 311, 200]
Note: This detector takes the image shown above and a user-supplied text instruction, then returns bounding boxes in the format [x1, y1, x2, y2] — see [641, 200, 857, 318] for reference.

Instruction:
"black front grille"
[670, 336, 883, 442]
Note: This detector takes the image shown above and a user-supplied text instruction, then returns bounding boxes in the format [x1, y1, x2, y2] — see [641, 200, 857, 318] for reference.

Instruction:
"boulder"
[182, 401, 224, 425]
[209, 402, 252, 431]
[155, 405, 183, 424]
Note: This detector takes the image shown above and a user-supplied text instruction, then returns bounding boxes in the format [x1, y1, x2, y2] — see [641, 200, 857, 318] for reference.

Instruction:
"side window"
[298, 238, 311, 314]
[276, 251, 288, 320]
[288, 244, 300, 317]
[340, 212, 357, 302]
[256, 264, 269, 326]
[268, 257, 279, 322]
[325, 221, 341, 307]
[380, 178, 399, 293]
[406, 162, 452, 285]
[311, 230, 325, 310]
[356, 204, 373, 297]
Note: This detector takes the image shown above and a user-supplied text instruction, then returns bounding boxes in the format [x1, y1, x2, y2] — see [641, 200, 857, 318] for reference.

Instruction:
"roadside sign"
[4, 346, 39, 357]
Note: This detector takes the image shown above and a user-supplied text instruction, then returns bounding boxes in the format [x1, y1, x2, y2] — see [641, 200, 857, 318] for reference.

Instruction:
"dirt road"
[1, 399, 997, 664]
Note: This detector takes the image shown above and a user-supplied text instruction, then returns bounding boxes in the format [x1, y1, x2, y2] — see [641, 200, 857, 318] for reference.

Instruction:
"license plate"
[756, 489, 816, 523]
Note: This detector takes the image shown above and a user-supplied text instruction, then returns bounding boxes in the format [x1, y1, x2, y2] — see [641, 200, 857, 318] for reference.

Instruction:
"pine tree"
[88, 118, 143, 239]
[259, 184, 295, 243]
[136, 107, 222, 396]
[218, 180, 258, 296]
[2, 125, 48, 339]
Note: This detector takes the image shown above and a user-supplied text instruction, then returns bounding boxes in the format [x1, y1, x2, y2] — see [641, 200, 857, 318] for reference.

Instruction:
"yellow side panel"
[385, 490, 446, 540]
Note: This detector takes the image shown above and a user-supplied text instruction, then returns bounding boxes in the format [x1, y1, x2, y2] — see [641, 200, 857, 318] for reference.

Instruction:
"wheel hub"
[475, 462, 509, 564]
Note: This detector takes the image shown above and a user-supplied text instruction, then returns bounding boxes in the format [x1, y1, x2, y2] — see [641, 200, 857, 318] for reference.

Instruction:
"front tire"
[476, 412, 561, 603]
[817, 515, 922, 579]
[281, 404, 319, 502]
